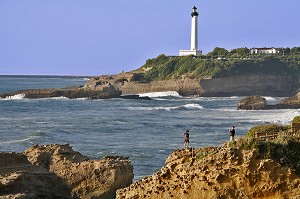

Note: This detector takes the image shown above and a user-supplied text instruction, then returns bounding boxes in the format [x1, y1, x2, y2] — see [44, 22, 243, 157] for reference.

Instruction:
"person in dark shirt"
[183, 130, 190, 149]
[229, 126, 235, 142]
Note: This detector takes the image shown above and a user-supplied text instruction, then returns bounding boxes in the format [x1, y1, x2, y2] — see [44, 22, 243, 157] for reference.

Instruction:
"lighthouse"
[179, 6, 202, 56]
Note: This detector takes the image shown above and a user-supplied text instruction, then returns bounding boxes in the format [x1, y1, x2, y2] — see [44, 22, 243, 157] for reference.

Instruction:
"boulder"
[237, 96, 267, 110]
[23, 144, 133, 199]
[0, 152, 72, 198]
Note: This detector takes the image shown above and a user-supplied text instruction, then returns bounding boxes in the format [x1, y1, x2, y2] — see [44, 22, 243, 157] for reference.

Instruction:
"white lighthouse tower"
[179, 6, 202, 56]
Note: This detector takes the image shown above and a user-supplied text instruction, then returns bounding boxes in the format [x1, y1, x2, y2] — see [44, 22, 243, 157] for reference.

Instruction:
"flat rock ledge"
[0, 85, 122, 99]
[0, 144, 133, 199]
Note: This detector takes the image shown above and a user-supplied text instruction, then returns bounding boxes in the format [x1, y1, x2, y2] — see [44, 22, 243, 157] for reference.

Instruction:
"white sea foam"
[0, 131, 45, 145]
[5, 93, 26, 100]
[83, 78, 90, 81]
[139, 91, 182, 98]
[263, 96, 277, 101]
[128, 103, 204, 111]
[48, 96, 69, 100]
[183, 103, 204, 109]
[0, 137, 33, 144]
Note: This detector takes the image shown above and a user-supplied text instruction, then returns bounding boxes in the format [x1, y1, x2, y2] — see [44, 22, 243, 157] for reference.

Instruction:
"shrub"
[245, 124, 288, 137]
[292, 116, 300, 123]
[255, 139, 300, 175]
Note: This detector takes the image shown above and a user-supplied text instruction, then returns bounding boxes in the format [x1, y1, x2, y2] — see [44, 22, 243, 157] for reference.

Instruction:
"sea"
[1, 75, 300, 181]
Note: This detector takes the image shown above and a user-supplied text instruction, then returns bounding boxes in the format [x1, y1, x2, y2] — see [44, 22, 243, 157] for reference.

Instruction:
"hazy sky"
[0, 0, 299, 76]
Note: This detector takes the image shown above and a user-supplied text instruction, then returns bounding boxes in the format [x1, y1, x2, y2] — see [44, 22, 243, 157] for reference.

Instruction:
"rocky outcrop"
[0, 85, 122, 99]
[116, 147, 300, 199]
[0, 152, 72, 198]
[237, 96, 267, 110]
[86, 73, 298, 97]
[86, 74, 204, 96]
[238, 93, 300, 110]
[119, 79, 204, 96]
[23, 144, 133, 199]
[1, 73, 298, 99]
[280, 92, 300, 107]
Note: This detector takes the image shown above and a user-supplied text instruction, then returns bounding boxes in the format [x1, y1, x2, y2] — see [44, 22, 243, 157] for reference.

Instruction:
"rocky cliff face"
[200, 74, 298, 97]
[1, 73, 297, 99]
[0, 152, 72, 198]
[86, 73, 298, 97]
[120, 79, 204, 96]
[23, 144, 134, 199]
[116, 147, 300, 199]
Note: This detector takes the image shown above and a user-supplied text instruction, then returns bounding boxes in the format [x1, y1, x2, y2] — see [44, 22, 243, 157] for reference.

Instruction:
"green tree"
[230, 47, 250, 57]
[207, 47, 229, 57]
[291, 47, 300, 54]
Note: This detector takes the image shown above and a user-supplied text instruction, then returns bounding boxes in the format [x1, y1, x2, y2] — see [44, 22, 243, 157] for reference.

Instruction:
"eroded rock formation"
[0, 152, 72, 198]
[116, 147, 300, 199]
[86, 73, 298, 97]
[23, 144, 134, 199]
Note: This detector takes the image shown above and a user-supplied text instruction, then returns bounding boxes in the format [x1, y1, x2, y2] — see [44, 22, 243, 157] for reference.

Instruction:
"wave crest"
[0, 131, 46, 145]
[5, 93, 26, 100]
[128, 103, 204, 111]
[139, 91, 182, 98]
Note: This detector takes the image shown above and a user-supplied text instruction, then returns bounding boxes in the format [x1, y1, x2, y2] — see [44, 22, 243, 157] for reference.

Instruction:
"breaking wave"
[263, 96, 277, 101]
[128, 103, 204, 111]
[0, 131, 46, 145]
[4, 93, 26, 100]
[139, 91, 182, 98]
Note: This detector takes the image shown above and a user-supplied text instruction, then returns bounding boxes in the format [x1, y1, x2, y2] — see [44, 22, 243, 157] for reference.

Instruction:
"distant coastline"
[0, 74, 93, 78]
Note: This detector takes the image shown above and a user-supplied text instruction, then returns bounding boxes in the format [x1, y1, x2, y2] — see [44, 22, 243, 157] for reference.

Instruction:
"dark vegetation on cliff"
[135, 47, 300, 81]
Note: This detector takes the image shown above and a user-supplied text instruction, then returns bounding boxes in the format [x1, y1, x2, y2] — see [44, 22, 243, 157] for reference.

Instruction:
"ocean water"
[0, 76, 300, 180]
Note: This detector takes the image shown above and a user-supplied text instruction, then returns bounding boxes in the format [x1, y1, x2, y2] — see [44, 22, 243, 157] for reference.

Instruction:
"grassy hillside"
[135, 53, 300, 81]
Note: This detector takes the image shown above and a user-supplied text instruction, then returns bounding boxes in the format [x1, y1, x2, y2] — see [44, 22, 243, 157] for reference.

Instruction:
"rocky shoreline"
[1, 132, 300, 198]
[116, 133, 300, 199]
[1, 72, 299, 100]
[1, 136, 300, 199]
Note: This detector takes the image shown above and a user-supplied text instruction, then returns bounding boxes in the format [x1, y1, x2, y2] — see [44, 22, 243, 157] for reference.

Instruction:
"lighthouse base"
[179, 50, 202, 56]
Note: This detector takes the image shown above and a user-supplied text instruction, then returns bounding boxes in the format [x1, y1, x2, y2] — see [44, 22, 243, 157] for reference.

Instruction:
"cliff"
[86, 74, 298, 97]
[116, 138, 300, 199]
[0, 144, 133, 199]
[119, 78, 204, 96]
[199, 74, 298, 97]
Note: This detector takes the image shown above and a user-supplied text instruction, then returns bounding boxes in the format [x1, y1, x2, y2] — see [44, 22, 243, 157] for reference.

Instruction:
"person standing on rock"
[229, 126, 235, 143]
[183, 130, 190, 149]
